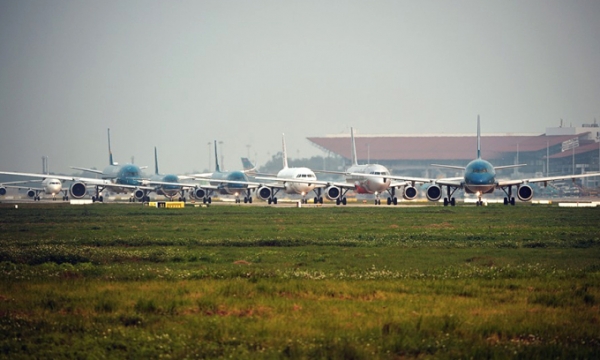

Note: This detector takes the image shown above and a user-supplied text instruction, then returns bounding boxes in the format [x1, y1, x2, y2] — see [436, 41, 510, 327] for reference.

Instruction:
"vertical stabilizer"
[108, 128, 115, 165]
[476, 115, 481, 159]
[214, 141, 221, 172]
[154, 147, 159, 175]
[350, 127, 358, 166]
[281, 133, 289, 169]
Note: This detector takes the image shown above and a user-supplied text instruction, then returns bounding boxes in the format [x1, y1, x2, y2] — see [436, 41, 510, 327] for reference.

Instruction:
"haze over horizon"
[1, 1, 599, 174]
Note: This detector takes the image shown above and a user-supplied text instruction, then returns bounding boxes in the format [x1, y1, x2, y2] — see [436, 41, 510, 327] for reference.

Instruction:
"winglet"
[350, 127, 358, 166]
[108, 128, 114, 165]
[476, 115, 481, 159]
[282, 133, 289, 169]
[154, 147, 159, 175]
[214, 140, 221, 172]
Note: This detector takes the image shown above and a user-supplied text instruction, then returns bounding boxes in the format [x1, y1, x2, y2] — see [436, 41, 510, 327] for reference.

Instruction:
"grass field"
[0, 203, 599, 358]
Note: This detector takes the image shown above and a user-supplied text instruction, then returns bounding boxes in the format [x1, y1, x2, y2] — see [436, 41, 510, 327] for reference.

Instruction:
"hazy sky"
[1, 0, 599, 174]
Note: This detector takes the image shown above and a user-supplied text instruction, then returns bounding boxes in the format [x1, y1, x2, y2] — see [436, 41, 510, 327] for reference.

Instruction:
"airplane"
[188, 141, 258, 204]
[148, 147, 197, 202]
[0, 158, 71, 201]
[0, 129, 159, 202]
[316, 127, 423, 205]
[420, 116, 600, 206]
[253, 134, 326, 204]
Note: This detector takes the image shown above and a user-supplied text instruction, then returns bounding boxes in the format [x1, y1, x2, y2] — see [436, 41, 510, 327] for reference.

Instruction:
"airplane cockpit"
[295, 173, 316, 179]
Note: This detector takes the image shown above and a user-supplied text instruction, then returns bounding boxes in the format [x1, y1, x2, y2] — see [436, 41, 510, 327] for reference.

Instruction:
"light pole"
[207, 142, 212, 171]
[219, 141, 224, 170]
[367, 144, 370, 164]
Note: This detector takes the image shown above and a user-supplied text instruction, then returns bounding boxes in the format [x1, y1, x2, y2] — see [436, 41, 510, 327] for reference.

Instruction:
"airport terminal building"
[308, 122, 600, 188]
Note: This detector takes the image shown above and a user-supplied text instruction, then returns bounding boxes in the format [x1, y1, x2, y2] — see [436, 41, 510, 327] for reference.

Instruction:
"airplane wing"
[70, 166, 104, 175]
[2, 184, 44, 191]
[254, 176, 330, 188]
[431, 164, 466, 170]
[145, 180, 199, 188]
[498, 172, 600, 187]
[495, 164, 527, 170]
[434, 178, 464, 187]
[0, 171, 155, 191]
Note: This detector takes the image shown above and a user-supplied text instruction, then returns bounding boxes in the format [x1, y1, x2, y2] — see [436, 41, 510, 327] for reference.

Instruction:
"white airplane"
[376, 116, 600, 206]
[254, 134, 326, 204]
[0, 159, 70, 201]
[317, 127, 424, 205]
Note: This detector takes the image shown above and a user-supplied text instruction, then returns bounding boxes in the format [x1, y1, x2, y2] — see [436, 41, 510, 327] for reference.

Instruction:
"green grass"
[0, 203, 599, 358]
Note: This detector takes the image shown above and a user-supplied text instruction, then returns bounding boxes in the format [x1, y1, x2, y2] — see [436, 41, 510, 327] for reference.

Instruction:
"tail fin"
[350, 127, 358, 166]
[281, 133, 289, 169]
[241, 157, 256, 172]
[214, 141, 221, 172]
[242, 158, 256, 171]
[154, 147, 159, 175]
[108, 128, 115, 165]
[476, 115, 481, 159]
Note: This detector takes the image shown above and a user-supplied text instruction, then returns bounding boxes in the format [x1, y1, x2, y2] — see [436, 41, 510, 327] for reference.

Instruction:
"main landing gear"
[241, 189, 253, 204]
[312, 188, 324, 204]
[384, 188, 398, 205]
[501, 186, 516, 206]
[443, 186, 457, 207]
[92, 186, 105, 202]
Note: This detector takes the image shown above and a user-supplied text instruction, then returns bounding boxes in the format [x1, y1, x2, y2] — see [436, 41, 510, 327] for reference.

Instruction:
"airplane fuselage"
[463, 159, 497, 195]
[346, 164, 391, 194]
[150, 173, 181, 198]
[210, 171, 249, 196]
[100, 164, 145, 193]
[276, 167, 317, 195]
[41, 178, 62, 196]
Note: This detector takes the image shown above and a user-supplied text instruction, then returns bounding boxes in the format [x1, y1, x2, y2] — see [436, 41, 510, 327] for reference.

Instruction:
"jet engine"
[192, 188, 206, 199]
[403, 186, 418, 200]
[69, 182, 87, 199]
[256, 186, 272, 201]
[0, 187, 6, 196]
[27, 189, 36, 198]
[517, 184, 533, 202]
[325, 186, 341, 200]
[134, 189, 146, 201]
[426, 185, 442, 201]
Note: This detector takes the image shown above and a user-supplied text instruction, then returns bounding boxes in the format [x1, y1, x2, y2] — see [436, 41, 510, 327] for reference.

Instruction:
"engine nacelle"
[426, 185, 442, 202]
[134, 189, 146, 201]
[192, 188, 206, 199]
[325, 186, 341, 200]
[517, 184, 534, 202]
[0, 187, 6, 196]
[256, 186, 272, 201]
[403, 186, 418, 200]
[27, 189, 36, 198]
[69, 182, 87, 199]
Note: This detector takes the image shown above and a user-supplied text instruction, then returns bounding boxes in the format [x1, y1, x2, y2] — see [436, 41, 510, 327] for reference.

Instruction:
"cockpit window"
[472, 168, 487, 173]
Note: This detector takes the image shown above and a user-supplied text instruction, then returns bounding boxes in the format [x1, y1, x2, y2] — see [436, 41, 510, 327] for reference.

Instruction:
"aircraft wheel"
[273, 197, 278, 205]
[510, 197, 515, 206]
[443, 198, 449, 206]
[450, 197, 456, 206]
[268, 198, 272, 205]
[393, 197, 398, 205]
[386, 197, 391, 205]
[244, 197, 248, 204]
[249, 197, 253, 204]
[342, 197, 347, 205]
[314, 197, 318, 204]
[503, 197, 508, 205]
[319, 197, 323, 204]
[207, 197, 212, 204]
[99, 196, 104, 202]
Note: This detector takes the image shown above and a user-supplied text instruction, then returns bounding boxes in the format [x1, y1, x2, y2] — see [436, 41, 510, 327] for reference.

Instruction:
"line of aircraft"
[1, 118, 599, 206]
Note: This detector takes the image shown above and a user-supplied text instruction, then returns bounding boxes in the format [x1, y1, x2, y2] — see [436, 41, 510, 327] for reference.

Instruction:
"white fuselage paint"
[276, 167, 317, 195]
[345, 164, 391, 194]
[41, 178, 63, 196]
